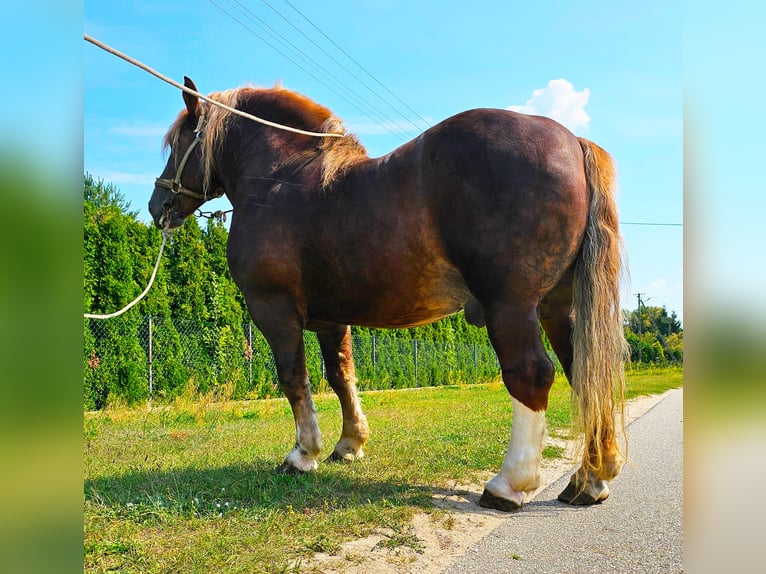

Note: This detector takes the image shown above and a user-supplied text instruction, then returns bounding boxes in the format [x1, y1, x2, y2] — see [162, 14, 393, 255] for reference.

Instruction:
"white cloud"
[507, 79, 591, 134]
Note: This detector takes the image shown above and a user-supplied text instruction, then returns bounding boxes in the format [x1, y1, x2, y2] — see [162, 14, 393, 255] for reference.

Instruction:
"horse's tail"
[571, 137, 628, 481]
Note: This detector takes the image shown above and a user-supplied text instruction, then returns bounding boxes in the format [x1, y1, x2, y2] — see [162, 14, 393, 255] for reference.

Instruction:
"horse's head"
[149, 77, 223, 230]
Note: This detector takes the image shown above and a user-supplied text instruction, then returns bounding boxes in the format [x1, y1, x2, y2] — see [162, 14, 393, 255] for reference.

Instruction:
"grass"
[84, 365, 682, 572]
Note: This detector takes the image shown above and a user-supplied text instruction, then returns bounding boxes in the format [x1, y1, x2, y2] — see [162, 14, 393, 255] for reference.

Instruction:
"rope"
[84, 234, 167, 320]
[84, 34, 344, 139]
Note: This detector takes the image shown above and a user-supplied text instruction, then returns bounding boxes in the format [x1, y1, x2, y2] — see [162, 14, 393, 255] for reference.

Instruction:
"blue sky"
[84, 0, 683, 321]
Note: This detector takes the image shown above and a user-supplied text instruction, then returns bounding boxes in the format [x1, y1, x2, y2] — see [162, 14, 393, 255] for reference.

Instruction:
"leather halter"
[154, 111, 224, 201]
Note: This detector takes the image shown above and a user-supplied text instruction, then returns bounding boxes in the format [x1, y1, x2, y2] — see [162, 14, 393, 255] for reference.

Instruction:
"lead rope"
[84, 34, 343, 139]
[84, 233, 167, 320]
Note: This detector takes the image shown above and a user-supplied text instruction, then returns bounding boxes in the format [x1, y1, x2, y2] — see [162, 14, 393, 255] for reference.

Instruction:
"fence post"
[371, 334, 377, 370]
[148, 315, 153, 405]
[248, 323, 253, 386]
[413, 339, 419, 386]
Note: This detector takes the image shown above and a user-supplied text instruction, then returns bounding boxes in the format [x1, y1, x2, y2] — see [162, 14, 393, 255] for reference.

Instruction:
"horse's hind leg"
[557, 422, 621, 505]
[538, 268, 575, 381]
[316, 325, 370, 462]
[479, 304, 555, 511]
[540, 271, 618, 505]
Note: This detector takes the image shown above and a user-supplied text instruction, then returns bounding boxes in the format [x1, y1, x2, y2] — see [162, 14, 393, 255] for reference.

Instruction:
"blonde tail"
[572, 137, 628, 481]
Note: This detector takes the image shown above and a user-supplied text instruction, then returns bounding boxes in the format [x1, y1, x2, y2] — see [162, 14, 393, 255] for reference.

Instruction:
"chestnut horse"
[149, 77, 627, 511]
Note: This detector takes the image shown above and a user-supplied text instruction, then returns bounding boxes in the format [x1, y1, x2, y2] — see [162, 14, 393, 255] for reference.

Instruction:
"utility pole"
[635, 293, 645, 363]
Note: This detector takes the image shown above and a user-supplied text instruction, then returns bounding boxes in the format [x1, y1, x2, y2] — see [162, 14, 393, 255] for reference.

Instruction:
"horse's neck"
[221, 145, 323, 207]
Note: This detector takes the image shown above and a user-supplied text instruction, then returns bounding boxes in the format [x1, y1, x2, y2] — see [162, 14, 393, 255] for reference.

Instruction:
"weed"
[304, 534, 341, 555]
[344, 551, 365, 564]
[542, 445, 565, 459]
[84, 540, 133, 556]
[428, 509, 456, 530]
[374, 525, 425, 554]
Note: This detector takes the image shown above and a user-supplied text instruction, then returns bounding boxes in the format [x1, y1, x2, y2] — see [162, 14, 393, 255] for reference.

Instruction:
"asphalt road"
[444, 388, 683, 574]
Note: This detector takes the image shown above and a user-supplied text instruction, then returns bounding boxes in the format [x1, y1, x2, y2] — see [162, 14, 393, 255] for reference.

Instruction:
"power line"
[259, 0, 426, 133]
[209, 0, 409, 140]
[227, 0, 414, 139]
[282, 0, 432, 128]
[207, 0, 412, 141]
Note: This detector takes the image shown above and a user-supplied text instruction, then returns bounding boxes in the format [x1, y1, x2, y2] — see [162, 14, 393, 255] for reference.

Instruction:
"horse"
[149, 77, 627, 511]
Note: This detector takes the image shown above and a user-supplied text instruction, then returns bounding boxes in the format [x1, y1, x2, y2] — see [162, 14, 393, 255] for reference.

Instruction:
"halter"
[154, 109, 224, 201]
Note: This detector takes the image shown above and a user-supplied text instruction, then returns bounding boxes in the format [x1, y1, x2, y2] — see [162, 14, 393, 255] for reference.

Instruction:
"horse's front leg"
[273, 330, 322, 473]
[316, 325, 370, 462]
[250, 301, 322, 473]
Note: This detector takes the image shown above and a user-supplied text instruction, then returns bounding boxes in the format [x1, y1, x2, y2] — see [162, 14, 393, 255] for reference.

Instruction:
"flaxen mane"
[316, 116, 367, 188]
[162, 85, 368, 194]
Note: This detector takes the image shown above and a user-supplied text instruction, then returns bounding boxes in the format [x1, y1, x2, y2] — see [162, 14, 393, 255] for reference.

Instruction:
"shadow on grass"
[85, 457, 434, 518]
[86, 458, 586, 521]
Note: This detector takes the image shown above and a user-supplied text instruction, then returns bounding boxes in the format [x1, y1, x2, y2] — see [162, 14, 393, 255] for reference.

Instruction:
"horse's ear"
[182, 76, 199, 117]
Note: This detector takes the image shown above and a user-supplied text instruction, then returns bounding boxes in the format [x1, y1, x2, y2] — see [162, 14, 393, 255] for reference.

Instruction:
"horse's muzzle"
[149, 189, 184, 231]
[156, 207, 185, 231]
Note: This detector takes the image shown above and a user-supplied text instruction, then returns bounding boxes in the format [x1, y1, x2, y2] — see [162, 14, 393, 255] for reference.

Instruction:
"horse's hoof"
[325, 449, 364, 463]
[478, 488, 523, 512]
[557, 475, 610, 505]
[277, 446, 319, 474]
[276, 461, 306, 475]
[325, 451, 352, 463]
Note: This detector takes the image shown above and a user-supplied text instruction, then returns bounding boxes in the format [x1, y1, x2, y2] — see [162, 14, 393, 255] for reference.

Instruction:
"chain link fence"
[84, 315, 503, 409]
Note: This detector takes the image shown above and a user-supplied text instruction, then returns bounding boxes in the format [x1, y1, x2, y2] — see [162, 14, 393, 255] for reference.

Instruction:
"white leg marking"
[288, 414, 321, 472]
[485, 398, 546, 503]
[333, 437, 365, 461]
[334, 406, 369, 459]
[285, 445, 319, 472]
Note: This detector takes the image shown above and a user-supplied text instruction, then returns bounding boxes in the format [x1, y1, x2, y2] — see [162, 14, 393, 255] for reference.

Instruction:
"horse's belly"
[309, 262, 470, 329]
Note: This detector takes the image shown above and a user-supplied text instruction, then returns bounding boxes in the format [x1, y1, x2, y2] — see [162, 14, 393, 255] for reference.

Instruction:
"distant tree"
[623, 304, 683, 364]
[83, 173, 137, 216]
[626, 305, 682, 337]
[664, 331, 684, 362]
